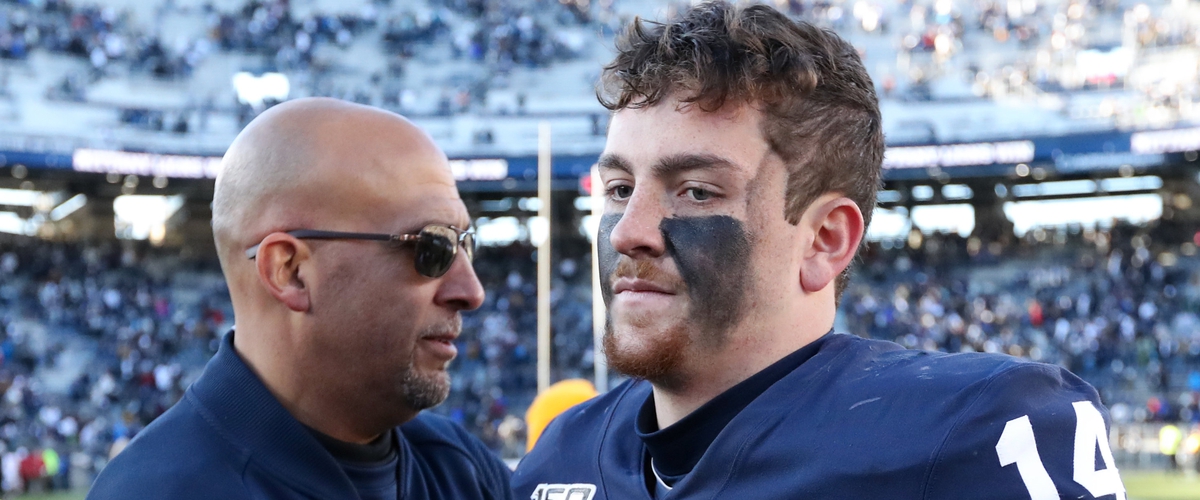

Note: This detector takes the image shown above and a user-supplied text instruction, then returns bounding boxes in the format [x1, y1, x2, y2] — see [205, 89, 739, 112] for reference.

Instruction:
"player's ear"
[255, 232, 313, 312]
[797, 194, 864, 293]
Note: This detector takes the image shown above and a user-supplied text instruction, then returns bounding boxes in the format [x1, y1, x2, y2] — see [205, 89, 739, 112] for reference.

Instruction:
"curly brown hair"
[599, 1, 884, 298]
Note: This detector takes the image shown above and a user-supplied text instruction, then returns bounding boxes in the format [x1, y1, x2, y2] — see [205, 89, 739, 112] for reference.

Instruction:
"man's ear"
[255, 233, 312, 312]
[797, 194, 865, 293]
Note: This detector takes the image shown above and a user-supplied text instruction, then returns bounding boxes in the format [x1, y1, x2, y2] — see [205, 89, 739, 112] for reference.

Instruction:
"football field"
[17, 470, 1200, 499]
[1121, 470, 1200, 500]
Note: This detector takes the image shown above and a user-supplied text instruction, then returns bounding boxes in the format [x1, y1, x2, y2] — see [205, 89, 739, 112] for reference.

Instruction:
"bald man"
[87, 98, 513, 500]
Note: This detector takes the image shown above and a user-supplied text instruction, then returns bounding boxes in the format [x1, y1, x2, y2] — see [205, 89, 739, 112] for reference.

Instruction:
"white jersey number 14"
[995, 401, 1125, 500]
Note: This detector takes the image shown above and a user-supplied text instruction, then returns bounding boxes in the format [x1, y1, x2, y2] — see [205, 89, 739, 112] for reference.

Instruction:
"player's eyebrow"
[597, 154, 632, 174]
[598, 152, 738, 178]
[652, 153, 738, 178]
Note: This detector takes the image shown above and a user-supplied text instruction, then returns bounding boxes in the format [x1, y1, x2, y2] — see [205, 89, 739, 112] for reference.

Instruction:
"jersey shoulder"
[922, 360, 1124, 500]
[528, 377, 647, 443]
[829, 334, 1080, 402]
[512, 379, 648, 497]
[805, 335, 1123, 499]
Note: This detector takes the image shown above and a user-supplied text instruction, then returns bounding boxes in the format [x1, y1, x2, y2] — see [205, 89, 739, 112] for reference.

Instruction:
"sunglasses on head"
[245, 224, 475, 278]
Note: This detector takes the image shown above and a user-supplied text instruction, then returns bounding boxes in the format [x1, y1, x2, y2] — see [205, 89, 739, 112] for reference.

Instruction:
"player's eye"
[607, 184, 633, 201]
[685, 187, 714, 202]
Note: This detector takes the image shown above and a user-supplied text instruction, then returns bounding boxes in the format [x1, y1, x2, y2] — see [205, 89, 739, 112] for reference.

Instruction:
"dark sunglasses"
[245, 224, 475, 278]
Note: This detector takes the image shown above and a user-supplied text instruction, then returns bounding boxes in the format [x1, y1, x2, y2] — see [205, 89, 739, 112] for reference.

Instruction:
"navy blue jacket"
[514, 333, 1126, 500]
[88, 332, 512, 500]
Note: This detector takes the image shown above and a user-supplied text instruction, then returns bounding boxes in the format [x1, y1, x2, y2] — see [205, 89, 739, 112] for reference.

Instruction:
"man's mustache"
[610, 258, 685, 291]
[419, 315, 462, 339]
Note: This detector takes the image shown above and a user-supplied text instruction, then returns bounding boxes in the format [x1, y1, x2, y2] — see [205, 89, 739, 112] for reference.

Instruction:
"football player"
[512, 2, 1125, 499]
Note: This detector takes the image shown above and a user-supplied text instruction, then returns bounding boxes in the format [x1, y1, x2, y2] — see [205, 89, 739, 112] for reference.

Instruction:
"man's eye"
[608, 185, 633, 200]
[686, 187, 713, 201]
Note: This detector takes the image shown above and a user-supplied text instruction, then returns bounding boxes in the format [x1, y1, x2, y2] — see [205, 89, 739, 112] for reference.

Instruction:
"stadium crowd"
[0, 240, 229, 495]
[0, 0, 608, 121]
[1, 0, 1196, 140]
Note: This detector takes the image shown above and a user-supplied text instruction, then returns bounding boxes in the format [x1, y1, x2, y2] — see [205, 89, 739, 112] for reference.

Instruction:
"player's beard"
[603, 316, 691, 391]
[602, 259, 694, 390]
[396, 319, 459, 410]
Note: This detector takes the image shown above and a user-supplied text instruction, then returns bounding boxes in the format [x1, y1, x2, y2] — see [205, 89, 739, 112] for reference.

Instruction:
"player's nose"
[608, 190, 666, 259]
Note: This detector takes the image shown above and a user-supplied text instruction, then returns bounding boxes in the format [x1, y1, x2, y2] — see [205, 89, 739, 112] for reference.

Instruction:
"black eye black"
[611, 185, 633, 199]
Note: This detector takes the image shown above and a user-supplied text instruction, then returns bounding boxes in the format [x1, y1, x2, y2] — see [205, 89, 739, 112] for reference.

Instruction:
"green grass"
[13, 493, 85, 500]
[7, 470, 1200, 500]
[1124, 470, 1200, 500]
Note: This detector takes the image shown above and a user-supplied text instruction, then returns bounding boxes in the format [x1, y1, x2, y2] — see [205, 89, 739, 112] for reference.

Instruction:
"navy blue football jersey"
[512, 333, 1125, 500]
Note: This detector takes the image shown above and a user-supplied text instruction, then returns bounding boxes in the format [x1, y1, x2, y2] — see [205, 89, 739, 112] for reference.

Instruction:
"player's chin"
[611, 300, 686, 326]
[603, 324, 689, 383]
[606, 319, 687, 354]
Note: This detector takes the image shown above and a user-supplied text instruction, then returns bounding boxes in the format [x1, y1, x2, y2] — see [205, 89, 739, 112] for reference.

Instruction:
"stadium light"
[876, 190, 903, 203]
[475, 217, 524, 246]
[449, 159, 508, 181]
[942, 184, 974, 200]
[1003, 194, 1163, 236]
[519, 197, 543, 212]
[911, 204, 975, 237]
[1012, 179, 1097, 198]
[865, 207, 911, 242]
[233, 72, 289, 110]
[529, 216, 549, 247]
[580, 215, 598, 243]
[574, 196, 592, 211]
[1099, 176, 1163, 193]
[0, 188, 47, 207]
[113, 195, 184, 242]
[50, 194, 87, 221]
[0, 212, 32, 235]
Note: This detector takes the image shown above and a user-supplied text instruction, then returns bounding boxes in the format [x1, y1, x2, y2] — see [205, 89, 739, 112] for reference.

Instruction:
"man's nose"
[434, 252, 485, 311]
[607, 188, 667, 259]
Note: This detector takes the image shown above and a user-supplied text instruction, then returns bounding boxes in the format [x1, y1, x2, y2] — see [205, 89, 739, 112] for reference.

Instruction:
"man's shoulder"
[540, 378, 647, 430]
[920, 358, 1122, 499]
[512, 379, 646, 495]
[826, 338, 1122, 499]
[811, 336, 1101, 432]
[730, 339, 1119, 498]
[87, 393, 251, 500]
[823, 334, 1047, 394]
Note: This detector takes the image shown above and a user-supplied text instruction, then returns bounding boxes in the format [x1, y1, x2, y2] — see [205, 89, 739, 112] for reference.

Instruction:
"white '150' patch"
[531, 483, 597, 500]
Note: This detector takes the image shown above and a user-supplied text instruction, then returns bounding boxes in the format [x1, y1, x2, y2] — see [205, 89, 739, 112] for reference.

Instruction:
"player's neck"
[649, 310, 831, 429]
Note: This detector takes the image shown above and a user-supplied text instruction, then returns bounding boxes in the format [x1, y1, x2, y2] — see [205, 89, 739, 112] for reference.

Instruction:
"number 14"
[995, 401, 1126, 500]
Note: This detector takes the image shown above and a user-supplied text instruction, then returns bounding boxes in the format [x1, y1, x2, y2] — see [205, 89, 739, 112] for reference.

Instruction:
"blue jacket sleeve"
[923, 363, 1126, 500]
